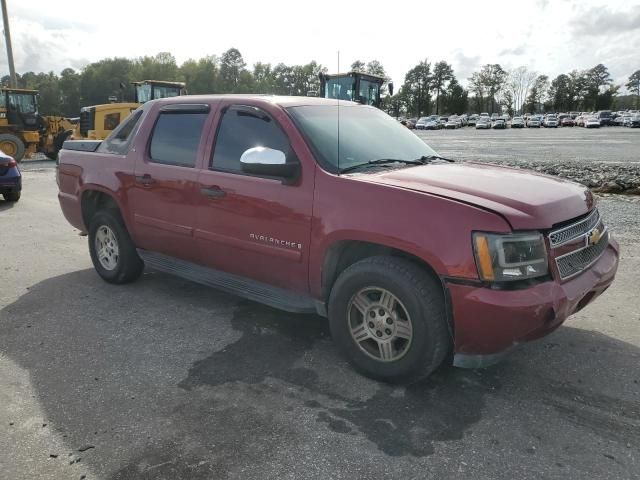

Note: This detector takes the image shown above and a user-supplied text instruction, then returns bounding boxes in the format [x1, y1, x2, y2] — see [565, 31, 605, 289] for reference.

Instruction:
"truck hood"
[357, 162, 594, 230]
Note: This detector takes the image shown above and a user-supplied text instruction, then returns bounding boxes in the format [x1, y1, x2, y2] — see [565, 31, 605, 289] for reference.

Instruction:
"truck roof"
[146, 94, 364, 108]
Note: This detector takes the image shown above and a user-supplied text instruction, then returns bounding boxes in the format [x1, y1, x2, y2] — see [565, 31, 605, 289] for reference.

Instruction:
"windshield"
[324, 77, 355, 101]
[7, 93, 38, 114]
[136, 84, 152, 103]
[357, 79, 380, 106]
[153, 85, 182, 99]
[287, 105, 438, 173]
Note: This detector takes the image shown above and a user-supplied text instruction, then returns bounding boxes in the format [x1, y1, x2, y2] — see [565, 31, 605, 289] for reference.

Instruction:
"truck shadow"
[0, 198, 15, 212]
[1, 269, 638, 479]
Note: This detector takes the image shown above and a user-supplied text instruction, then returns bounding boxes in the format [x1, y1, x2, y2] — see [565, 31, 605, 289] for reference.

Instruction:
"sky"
[2, 0, 640, 92]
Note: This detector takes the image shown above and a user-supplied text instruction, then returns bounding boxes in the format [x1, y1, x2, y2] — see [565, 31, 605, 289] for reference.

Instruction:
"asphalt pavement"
[0, 163, 639, 480]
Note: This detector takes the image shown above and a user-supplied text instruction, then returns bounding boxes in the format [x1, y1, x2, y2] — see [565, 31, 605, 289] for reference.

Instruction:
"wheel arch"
[320, 239, 444, 301]
[319, 239, 454, 338]
[80, 187, 124, 231]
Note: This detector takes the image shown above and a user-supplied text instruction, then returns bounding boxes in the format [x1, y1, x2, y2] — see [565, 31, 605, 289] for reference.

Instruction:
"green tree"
[583, 64, 612, 110]
[58, 68, 81, 116]
[626, 70, 640, 108]
[351, 60, 365, 72]
[431, 61, 454, 114]
[402, 60, 432, 116]
[444, 79, 468, 114]
[477, 64, 507, 114]
[219, 48, 246, 92]
[549, 74, 572, 111]
[180, 55, 218, 94]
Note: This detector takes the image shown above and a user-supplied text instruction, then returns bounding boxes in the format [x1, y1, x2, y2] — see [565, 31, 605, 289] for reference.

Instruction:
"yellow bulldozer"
[78, 80, 186, 140]
[0, 87, 77, 161]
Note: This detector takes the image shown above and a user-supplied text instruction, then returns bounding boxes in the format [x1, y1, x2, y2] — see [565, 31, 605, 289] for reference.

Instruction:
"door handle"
[135, 174, 155, 186]
[200, 186, 226, 199]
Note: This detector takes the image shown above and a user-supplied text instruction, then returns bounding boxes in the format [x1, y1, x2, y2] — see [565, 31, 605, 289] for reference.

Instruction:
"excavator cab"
[318, 72, 391, 108]
[132, 80, 186, 103]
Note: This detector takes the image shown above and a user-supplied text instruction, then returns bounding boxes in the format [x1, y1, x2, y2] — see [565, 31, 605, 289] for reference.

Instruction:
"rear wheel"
[328, 256, 450, 384]
[88, 209, 144, 284]
[3, 191, 20, 202]
[0, 133, 26, 162]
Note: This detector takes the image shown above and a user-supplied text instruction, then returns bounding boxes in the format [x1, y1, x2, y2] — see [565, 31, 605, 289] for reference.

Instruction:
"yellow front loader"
[0, 88, 76, 161]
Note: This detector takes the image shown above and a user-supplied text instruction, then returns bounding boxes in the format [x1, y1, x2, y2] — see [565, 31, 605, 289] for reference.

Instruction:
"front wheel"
[328, 256, 450, 384]
[88, 209, 144, 284]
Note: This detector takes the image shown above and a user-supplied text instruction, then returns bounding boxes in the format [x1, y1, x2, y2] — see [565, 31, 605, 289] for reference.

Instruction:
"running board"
[138, 250, 321, 315]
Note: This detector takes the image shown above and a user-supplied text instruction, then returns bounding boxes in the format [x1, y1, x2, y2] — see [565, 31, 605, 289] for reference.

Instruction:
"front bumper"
[448, 239, 619, 368]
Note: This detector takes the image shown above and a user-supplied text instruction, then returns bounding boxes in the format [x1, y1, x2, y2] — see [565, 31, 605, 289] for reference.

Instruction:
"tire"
[3, 190, 20, 202]
[88, 209, 144, 284]
[0, 133, 26, 162]
[328, 256, 450, 384]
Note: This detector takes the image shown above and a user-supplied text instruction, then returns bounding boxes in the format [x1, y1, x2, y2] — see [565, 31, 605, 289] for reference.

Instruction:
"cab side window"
[211, 106, 292, 173]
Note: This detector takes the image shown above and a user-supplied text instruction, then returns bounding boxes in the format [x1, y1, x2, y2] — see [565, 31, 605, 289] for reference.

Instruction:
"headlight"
[473, 232, 548, 282]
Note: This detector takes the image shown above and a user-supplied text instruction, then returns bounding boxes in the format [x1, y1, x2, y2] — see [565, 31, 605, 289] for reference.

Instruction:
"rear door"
[129, 103, 212, 262]
[194, 102, 315, 294]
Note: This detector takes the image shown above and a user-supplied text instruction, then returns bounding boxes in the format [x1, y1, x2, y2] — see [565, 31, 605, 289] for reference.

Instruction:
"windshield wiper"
[416, 154, 455, 163]
[339, 158, 424, 173]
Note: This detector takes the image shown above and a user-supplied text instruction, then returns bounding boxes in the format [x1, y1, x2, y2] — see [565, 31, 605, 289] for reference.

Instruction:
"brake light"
[8, 159, 16, 168]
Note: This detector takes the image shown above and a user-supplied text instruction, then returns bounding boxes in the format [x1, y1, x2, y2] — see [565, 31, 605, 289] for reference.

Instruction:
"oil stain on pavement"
[179, 300, 501, 458]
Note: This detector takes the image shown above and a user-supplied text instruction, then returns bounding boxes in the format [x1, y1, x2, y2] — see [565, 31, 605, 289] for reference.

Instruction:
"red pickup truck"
[57, 95, 619, 383]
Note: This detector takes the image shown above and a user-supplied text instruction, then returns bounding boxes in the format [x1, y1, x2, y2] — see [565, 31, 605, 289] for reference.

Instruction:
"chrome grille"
[549, 209, 600, 247]
[555, 230, 609, 280]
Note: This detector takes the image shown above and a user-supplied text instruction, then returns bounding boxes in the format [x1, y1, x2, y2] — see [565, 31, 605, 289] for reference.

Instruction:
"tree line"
[2, 47, 639, 118]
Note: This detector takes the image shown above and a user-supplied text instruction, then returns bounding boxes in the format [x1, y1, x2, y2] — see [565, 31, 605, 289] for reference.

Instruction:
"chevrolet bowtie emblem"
[588, 228, 602, 246]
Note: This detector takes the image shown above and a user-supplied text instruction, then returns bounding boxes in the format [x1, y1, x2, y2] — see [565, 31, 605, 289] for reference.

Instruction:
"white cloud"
[0, 0, 638, 90]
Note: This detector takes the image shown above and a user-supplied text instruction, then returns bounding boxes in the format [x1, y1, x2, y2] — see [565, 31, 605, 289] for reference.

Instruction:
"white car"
[415, 117, 430, 130]
[585, 117, 601, 128]
[544, 116, 559, 128]
[475, 118, 491, 129]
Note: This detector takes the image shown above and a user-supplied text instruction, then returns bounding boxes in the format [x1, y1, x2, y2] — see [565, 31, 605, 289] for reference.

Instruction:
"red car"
[561, 117, 576, 127]
[57, 96, 619, 383]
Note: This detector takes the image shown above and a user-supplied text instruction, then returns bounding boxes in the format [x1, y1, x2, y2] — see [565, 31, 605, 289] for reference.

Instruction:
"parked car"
[0, 150, 21, 202]
[597, 110, 613, 126]
[585, 116, 601, 128]
[511, 117, 525, 128]
[467, 115, 479, 126]
[543, 116, 559, 128]
[444, 118, 460, 129]
[57, 95, 619, 383]
[424, 119, 440, 130]
[475, 117, 491, 129]
[480, 112, 489, 118]
[415, 117, 429, 130]
[628, 115, 640, 128]
[527, 117, 541, 128]
[400, 119, 415, 129]
[561, 117, 575, 127]
[614, 115, 631, 127]
[575, 115, 585, 127]
[491, 119, 506, 129]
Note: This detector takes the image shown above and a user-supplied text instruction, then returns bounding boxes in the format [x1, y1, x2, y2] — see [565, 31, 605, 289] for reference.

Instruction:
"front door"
[194, 103, 314, 294]
[129, 103, 211, 262]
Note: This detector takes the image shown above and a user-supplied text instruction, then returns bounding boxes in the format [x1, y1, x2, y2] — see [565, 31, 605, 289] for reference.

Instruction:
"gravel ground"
[418, 127, 640, 193]
[0, 168, 639, 480]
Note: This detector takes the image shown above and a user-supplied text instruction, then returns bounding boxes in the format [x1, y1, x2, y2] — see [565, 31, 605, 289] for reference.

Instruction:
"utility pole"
[1, 0, 17, 88]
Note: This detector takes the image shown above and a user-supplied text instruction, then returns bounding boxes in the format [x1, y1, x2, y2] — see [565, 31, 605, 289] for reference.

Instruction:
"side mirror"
[240, 147, 299, 183]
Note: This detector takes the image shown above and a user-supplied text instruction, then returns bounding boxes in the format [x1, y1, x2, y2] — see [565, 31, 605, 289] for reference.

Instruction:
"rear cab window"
[97, 109, 144, 155]
[149, 109, 209, 168]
